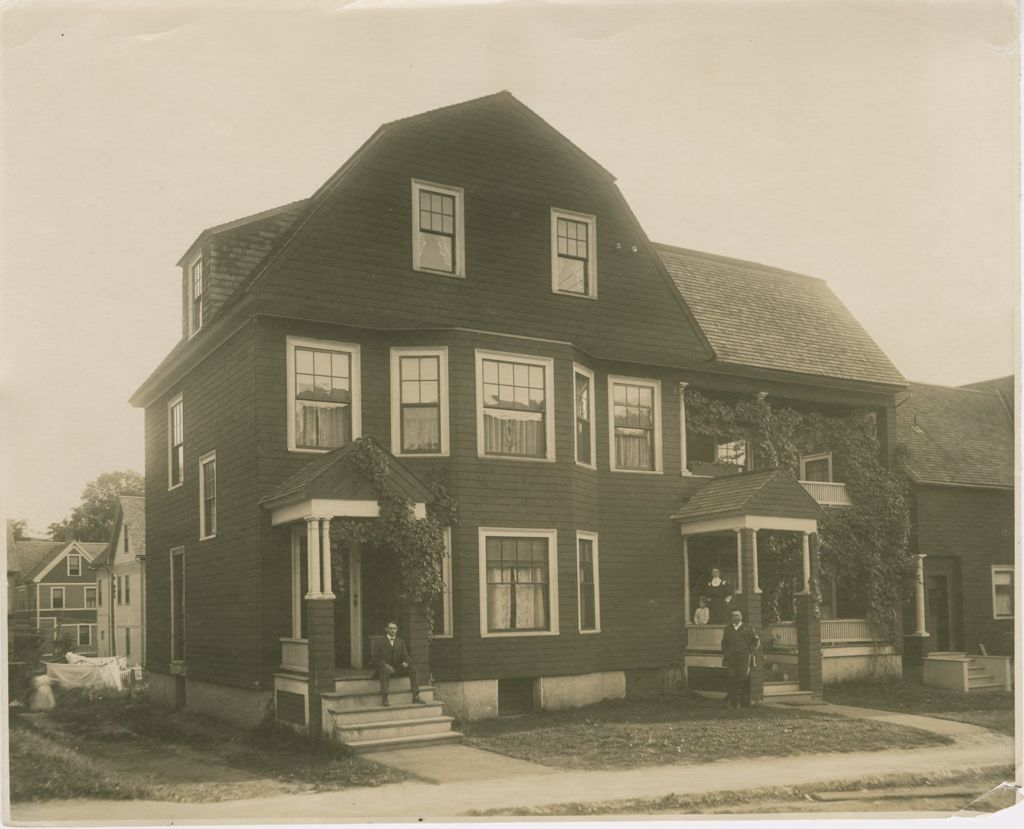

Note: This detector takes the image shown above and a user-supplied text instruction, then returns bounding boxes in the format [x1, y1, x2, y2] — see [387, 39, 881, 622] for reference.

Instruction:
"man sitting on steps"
[370, 621, 425, 707]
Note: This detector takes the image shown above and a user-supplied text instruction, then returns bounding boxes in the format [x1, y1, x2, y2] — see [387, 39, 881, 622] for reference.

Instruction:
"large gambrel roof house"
[132, 92, 923, 746]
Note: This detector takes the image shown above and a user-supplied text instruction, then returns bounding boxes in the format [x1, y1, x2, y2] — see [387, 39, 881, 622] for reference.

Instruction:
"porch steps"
[323, 675, 461, 752]
[763, 681, 815, 705]
[922, 653, 1009, 693]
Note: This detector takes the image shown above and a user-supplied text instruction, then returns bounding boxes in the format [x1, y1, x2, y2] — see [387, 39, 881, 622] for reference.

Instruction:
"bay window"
[608, 375, 662, 472]
[573, 364, 596, 468]
[479, 529, 559, 636]
[287, 337, 361, 452]
[476, 351, 555, 461]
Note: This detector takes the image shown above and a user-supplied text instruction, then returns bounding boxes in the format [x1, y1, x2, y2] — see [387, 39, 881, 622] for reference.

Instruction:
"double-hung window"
[411, 180, 465, 277]
[479, 529, 559, 636]
[577, 532, 600, 633]
[992, 566, 1014, 619]
[432, 528, 454, 638]
[78, 625, 92, 647]
[199, 452, 217, 540]
[551, 209, 597, 297]
[168, 394, 184, 488]
[476, 351, 555, 461]
[390, 348, 449, 456]
[608, 376, 662, 472]
[801, 452, 832, 482]
[189, 255, 203, 336]
[573, 364, 596, 468]
[124, 575, 131, 606]
[85, 587, 97, 609]
[287, 337, 361, 452]
[51, 587, 65, 610]
[67, 554, 81, 577]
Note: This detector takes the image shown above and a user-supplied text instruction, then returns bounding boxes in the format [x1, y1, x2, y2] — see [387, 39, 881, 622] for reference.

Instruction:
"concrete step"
[765, 691, 815, 705]
[328, 702, 445, 725]
[927, 652, 968, 660]
[968, 666, 991, 676]
[333, 676, 413, 694]
[968, 679, 1005, 691]
[335, 715, 456, 743]
[764, 682, 802, 695]
[323, 686, 435, 710]
[345, 730, 463, 753]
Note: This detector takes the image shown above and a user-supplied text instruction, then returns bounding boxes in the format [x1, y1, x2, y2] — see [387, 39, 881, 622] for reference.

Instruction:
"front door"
[926, 574, 952, 651]
[348, 545, 363, 668]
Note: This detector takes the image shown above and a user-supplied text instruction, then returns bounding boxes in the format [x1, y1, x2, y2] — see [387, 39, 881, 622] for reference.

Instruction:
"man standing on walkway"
[721, 608, 759, 709]
[370, 621, 426, 707]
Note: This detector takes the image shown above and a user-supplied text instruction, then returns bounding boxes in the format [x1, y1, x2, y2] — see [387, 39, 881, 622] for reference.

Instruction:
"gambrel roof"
[897, 382, 1014, 488]
[657, 244, 905, 388]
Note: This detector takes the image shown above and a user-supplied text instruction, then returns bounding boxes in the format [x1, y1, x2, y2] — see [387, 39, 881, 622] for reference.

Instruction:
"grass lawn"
[9, 687, 406, 802]
[823, 680, 1015, 736]
[461, 696, 951, 771]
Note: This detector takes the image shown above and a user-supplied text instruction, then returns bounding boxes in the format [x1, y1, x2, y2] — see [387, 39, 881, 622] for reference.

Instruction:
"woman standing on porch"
[704, 568, 734, 624]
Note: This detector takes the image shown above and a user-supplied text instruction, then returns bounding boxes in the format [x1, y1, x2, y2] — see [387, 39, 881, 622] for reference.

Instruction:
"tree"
[48, 470, 144, 543]
[8, 518, 29, 540]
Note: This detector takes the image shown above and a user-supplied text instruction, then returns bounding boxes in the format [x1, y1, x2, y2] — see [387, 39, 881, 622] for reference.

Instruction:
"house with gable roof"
[7, 535, 107, 655]
[92, 495, 147, 664]
[131, 92, 914, 746]
[897, 379, 1015, 690]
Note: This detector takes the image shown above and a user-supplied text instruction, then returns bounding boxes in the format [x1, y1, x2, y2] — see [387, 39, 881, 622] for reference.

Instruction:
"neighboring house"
[897, 381, 1015, 667]
[7, 537, 107, 655]
[92, 495, 147, 665]
[130, 92, 909, 744]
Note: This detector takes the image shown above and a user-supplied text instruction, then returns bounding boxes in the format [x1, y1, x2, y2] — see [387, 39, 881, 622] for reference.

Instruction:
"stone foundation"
[534, 671, 625, 711]
[822, 647, 902, 683]
[147, 671, 272, 727]
[433, 679, 499, 721]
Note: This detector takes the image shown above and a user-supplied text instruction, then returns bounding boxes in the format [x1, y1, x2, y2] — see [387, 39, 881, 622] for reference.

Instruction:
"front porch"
[260, 441, 460, 749]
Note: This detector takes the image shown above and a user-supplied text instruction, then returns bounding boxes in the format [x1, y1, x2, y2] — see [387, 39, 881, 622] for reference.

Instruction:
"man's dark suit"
[370, 635, 420, 702]
[721, 622, 760, 708]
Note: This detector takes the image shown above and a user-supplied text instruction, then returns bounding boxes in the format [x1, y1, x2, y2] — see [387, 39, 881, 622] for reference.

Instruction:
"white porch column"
[682, 537, 691, 622]
[320, 518, 335, 599]
[678, 382, 691, 475]
[801, 532, 811, 594]
[914, 554, 928, 635]
[752, 529, 761, 593]
[733, 528, 743, 594]
[305, 517, 321, 597]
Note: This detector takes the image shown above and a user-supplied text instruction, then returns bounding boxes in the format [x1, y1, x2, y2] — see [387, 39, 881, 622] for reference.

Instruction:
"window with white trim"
[412, 180, 465, 277]
[78, 624, 92, 647]
[577, 532, 600, 633]
[188, 255, 203, 337]
[716, 439, 747, 469]
[476, 351, 555, 461]
[171, 547, 185, 663]
[432, 528, 454, 637]
[51, 587, 65, 609]
[85, 587, 97, 609]
[67, 554, 81, 577]
[168, 394, 184, 488]
[608, 376, 662, 472]
[391, 348, 449, 456]
[287, 337, 361, 452]
[124, 575, 131, 606]
[992, 566, 1014, 619]
[573, 364, 596, 468]
[126, 627, 132, 656]
[199, 452, 217, 540]
[479, 529, 559, 636]
[551, 209, 597, 297]
[801, 452, 832, 482]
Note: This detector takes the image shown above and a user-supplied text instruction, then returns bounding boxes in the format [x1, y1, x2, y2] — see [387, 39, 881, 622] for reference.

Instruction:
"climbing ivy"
[328, 438, 457, 635]
[686, 391, 914, 641]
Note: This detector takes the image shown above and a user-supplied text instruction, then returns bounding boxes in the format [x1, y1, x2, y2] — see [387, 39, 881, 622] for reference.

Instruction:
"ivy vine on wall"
[327, 438, 456, 635]
[686, 390, 915, 642]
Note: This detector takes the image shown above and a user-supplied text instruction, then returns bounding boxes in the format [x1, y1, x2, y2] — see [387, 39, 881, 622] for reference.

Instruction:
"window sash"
[51, 587, 65, 609]
[993, 567, 1014, 618]
[200, 456, 217, 538]
[485, 536, 550, 632]
[67, 555, 81, 577]
[482, 358, 547, 458]
[399, 355, 441, 453]
[170, 398, 184, 486]
[574, 371, 593, 466]
[85, 587, 97, 609]
[578, 538, 597, 631]
[417, 189, 457, 274]
[556, 218, 590, 294]
[78, 625, 91, 646]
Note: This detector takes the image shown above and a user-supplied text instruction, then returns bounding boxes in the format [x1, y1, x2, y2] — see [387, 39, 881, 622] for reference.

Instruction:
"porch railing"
[279, 637, 309, 672]
[799, 480, 852, 507]
[685, 624, 724, 650]
[821, 618, 873, 644]
[763, 621, 798, 649]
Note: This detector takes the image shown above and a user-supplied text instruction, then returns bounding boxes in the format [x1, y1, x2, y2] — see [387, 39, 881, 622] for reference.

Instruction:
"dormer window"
[411, 180, 465, 277]
[189, 255, 203, 336]
[551, 209, 597, 298]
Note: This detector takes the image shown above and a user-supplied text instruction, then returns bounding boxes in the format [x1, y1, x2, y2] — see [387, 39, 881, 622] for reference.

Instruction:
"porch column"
[736, 528, 763, 702]
[304, 516, 336, 737]
[801, 532, 811, 593]
[733, 529, 744, 595]
[914, 554, 928, 635]
[795, 531, 822, 697]
[682, 537, 691, 623]
[320, 518, 335, 598]
[751, 530, 761, 594]
[678, 382, 691, 475]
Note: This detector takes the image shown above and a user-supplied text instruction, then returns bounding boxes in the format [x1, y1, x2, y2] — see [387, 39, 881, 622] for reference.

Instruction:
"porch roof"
[260, 439, 434, 522]
[672, 469, 825, 534]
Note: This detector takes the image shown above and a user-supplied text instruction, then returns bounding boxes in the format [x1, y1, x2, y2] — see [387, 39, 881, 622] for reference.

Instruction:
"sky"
[1, 0, 1018, 535]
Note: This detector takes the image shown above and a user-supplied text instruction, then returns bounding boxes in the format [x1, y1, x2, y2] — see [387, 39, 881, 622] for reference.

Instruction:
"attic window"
[188, 255, 203, 337]
[67, 555, 81, 577]
[551, 209, 597, 298]
[411, 180, 465, 277]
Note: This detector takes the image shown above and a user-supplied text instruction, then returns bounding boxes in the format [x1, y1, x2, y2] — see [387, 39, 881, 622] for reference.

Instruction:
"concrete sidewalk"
[9, 704, 1016, 823]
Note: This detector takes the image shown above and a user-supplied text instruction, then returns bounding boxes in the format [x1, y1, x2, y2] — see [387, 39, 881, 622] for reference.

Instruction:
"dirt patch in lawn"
[461, 696, 952, 771]
[824, 681, 1015, 736]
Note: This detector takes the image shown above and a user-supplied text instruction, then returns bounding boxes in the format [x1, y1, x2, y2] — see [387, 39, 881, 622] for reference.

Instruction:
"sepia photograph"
[1, 0, 1020, 823]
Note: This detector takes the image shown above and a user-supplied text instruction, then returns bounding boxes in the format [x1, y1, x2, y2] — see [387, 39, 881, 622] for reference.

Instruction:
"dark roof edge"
[909, 477, 1014, 491]
[175, 199, 312, 267]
